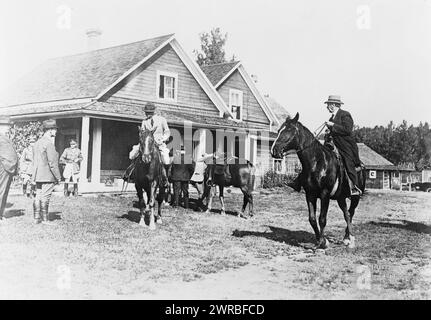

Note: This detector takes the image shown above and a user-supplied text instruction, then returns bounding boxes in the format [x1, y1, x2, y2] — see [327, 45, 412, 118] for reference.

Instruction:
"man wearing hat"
[19, 135, 36, 197]
[0, 116, 18, 223]
[141, 102, 171, 187]
[324, 95, 362, 196]
[32, 119, 62, 224]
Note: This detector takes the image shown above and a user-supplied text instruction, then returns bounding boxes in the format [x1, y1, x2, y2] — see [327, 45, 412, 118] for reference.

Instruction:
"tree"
[194, 27, 236, 66]
[8, 121, 44, 159]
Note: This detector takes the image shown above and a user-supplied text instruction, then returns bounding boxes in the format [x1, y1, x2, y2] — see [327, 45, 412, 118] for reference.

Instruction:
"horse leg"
[317, 195, 330, 249]
[346, 196, 360, 248]
[157, 186, 164, 224]
[338, 197, 355, 248]
[219, 185, 226, 215]
[306, 193, 320, 244]
[239, 185, 249, 218]
[148, 183, 157, 230]
[205, 185, 214, 214]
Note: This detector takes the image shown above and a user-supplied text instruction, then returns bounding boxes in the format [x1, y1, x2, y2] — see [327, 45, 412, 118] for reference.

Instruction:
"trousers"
[34, 182, 56, 204]
[0, 164, 14, 218]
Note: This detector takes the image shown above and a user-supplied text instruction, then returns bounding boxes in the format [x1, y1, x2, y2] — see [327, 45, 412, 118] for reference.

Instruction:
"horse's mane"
[295, 121, 323, 152]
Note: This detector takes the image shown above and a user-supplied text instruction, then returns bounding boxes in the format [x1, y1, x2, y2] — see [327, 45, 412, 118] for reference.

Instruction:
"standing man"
[60, 138, 83, 197]
[0, 117, 18, 223]
[32, 119, 62, 224]
[324, 95, 362, 196]
[19, 135, 36, 197]
[171, 147, 194, 209]
[141, 102, 171, 187]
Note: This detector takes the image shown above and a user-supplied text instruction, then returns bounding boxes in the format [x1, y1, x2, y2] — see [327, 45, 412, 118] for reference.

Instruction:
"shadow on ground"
[369, 220, 431, 235]
[3, 209, 25, 218]
[232, 225, 316, 247]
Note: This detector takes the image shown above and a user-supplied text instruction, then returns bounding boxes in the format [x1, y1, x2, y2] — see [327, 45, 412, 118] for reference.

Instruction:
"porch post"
[80, 116, 90, 182]
[199, 129, 206, 157]
[91, 118, 102, 184]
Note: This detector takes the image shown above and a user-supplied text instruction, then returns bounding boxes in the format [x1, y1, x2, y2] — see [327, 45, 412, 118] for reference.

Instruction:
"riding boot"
[161, 165, 169, 188]
[288, 174, 302, 192]
[41, 200, 54, 225]
[73, 183, 78, 197]
[33, 199, 41, 224]
[64, 183, 69, 197]
[22, 184, 27, 196]
[183, 197, 189, 209]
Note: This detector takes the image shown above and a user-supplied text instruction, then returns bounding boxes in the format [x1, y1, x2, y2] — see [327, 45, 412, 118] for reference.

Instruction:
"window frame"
[156, 70, 178, 102]
[229, 88, 243, 121]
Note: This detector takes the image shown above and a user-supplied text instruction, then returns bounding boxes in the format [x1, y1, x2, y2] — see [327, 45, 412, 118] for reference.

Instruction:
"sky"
[0, 0, 430, 130]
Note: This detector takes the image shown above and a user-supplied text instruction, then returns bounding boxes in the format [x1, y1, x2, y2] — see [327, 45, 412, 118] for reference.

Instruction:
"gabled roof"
[200, 61, 240, 87]
[200, 61, 280, 128]
[5, 34, 175, 106]
[357, 143, 398, 170]
[264, 96, 290, 126]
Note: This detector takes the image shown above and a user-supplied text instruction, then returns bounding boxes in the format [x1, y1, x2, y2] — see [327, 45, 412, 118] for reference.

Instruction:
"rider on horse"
[140, 102, 171, 187]
[289, 95, 362, 196]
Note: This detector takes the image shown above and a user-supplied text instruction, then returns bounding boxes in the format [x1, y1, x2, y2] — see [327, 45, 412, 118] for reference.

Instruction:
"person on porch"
[19, 135, 36, 198]
[141, 102, 171, 187]
[60, 138, 83, 197]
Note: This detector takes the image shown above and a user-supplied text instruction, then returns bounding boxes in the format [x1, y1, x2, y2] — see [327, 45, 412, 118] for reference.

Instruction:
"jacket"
[171, 154, 194, 181]
[329, 109, 361, 165]
[0, 134, 18, 174]
[141, 115, 171, 145]
[32, 135, 61, 183]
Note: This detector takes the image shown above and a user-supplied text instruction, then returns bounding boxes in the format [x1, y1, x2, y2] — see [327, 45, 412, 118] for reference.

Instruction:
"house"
[0, 34, 278, 191]
[357, 143, 417, 190]
[199, 62, 280, 183]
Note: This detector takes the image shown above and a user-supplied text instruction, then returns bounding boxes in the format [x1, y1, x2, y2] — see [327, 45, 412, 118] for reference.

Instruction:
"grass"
[0, 188, 430, 299]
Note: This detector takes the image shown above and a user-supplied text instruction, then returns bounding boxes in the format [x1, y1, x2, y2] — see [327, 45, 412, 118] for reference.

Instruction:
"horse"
[271, 113, 366, 249]
[198, 155, 255, 218]
[134, 127, 166, 230]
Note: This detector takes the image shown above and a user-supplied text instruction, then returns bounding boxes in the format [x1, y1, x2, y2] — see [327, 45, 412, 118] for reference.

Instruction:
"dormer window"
[157, 71, 178, 101]
[229, 89, 243, 121]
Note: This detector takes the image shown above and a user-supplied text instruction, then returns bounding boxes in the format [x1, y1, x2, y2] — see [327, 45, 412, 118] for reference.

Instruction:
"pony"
[198, 155, 255, 218]
[271, 113, 366, 249]
[134, 127, 166, 230]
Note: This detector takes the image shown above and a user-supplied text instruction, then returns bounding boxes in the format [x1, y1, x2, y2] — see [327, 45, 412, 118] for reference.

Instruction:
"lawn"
[0, 188, 430, 299]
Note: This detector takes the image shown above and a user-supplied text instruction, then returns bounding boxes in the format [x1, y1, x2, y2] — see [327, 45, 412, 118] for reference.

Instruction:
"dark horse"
[271, 113, 366, 249]
[199, 155, 255, 218]
[135, 127, 166, 230]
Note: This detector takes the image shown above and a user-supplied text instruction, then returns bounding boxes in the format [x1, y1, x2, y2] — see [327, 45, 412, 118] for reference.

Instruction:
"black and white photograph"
[0, 0, 430, 303]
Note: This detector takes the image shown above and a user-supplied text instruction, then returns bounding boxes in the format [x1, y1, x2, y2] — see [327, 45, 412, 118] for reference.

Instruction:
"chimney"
[86, 28, 102, 51]
[251, 74, 258, 84]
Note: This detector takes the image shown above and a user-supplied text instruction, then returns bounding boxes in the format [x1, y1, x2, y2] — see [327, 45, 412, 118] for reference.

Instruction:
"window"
[273, 159, 282, 172]
[157, 71, 178, 101]
[229, 89, 243, 120]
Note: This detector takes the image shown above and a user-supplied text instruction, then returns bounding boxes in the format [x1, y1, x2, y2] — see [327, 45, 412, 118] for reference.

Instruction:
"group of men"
[0, 118, 83, 224]
[0, 94, 362, 222]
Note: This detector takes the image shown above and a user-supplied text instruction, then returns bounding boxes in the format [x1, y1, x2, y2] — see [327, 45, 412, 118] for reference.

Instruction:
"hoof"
[317, 238, 329, 249]
[220, 210, 226, 216]
[139, 219, 146, 227]
[149, 223, 156, 230]
[205, 210, 211, 214]
[156, 218, 163, 225]
[343, 238, 351, 246]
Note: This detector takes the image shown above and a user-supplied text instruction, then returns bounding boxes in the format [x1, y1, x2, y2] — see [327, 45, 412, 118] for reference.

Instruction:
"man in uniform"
[19, 135, 36, 197]
[32, 119, 62, 224]
[324, 95, 362, 196]
[0, 116, 18, 223]
[60, 138, 83, 197]
[141, 102, 171, 187]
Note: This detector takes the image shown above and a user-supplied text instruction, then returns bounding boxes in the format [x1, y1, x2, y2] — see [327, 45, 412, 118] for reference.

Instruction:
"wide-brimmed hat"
[144, 102, 156, 114]
[324, 95, 344, 105]
[42, 119, 58, 130]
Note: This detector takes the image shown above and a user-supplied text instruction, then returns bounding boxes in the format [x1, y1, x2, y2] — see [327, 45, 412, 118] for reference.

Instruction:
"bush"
[261, 170, 297, 189]
[8, 121, 44, 159]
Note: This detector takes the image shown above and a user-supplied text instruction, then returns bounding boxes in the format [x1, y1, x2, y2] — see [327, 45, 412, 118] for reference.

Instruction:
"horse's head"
[271, 112, 300, 158]
[138, 126, 156, 163]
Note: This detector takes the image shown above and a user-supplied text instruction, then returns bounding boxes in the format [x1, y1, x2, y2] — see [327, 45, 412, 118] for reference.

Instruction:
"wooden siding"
[217, 70, 270, 125]
[107, 45, 220, 117]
